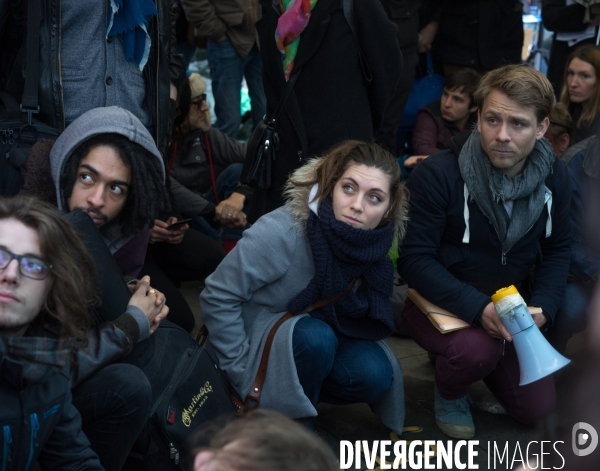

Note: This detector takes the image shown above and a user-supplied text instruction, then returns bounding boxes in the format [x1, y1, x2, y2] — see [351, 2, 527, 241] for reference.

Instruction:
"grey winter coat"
[200, 160, 405, 433]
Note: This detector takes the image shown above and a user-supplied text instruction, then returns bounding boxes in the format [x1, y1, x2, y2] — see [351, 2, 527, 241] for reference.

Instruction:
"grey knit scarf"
[458, 130, 554, 254]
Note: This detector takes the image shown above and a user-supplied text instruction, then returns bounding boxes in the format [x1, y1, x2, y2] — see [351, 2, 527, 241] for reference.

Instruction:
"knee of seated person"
[105, 364, 152, 414]
[512, 394, 555, 426]
[65, 209, 100, 235]
[443, 334, 501, 368]
[349, 350, 394, 403]
[292, 317, 338, 363]
[555, 283, 590, 332]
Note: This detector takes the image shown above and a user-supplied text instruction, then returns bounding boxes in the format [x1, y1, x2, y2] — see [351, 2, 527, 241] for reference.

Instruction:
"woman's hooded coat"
[200, 159, 405, 432]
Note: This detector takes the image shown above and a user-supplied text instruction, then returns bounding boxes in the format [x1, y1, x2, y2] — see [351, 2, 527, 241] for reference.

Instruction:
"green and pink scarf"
[276, 0, 319, 81]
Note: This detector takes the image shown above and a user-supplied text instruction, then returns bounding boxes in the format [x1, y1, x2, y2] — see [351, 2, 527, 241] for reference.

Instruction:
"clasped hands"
[214, 192, 247, 228]
[127, 276, 169, 335]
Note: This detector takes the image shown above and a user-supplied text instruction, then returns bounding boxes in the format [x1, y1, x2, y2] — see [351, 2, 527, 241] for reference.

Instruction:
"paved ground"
[180, 282, 584, 471]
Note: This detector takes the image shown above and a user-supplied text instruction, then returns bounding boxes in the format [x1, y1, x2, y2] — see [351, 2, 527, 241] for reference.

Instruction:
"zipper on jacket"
[169, 442, 180, 465]
[2, 426, 12, 471]
[24, 413, 39, 471]
[501, 218, 538, 266]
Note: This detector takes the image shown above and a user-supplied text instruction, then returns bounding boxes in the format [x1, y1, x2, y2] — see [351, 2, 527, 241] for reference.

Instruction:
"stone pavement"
[181, 282, 583, 471]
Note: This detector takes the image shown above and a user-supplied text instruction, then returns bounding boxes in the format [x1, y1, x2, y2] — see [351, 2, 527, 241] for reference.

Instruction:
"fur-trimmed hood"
[282, 158, 408, 240]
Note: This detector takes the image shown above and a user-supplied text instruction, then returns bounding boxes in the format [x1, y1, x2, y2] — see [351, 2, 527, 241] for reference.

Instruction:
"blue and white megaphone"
[491, 286, 570, 386]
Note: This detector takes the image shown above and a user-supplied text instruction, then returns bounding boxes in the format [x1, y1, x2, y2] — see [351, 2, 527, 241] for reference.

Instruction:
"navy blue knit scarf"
[288, 198, 395, 340]
[108, 0, 157, 70]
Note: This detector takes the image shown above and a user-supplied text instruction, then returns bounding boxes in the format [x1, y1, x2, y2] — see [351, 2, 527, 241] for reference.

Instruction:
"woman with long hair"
[200, 141, 408, 432]
[560, 44, 600, 144]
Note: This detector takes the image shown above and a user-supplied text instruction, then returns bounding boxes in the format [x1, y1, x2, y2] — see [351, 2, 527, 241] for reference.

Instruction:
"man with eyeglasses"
[166, 73, 252, 253]
[0, 196, 166, 470]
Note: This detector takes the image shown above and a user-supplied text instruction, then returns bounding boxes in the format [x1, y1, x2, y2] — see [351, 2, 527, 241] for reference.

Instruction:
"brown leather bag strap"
[244, 278, 357, 409]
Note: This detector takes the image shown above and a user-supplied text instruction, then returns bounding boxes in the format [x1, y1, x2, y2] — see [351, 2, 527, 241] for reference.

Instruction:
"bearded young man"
[398, 65, 571, 439]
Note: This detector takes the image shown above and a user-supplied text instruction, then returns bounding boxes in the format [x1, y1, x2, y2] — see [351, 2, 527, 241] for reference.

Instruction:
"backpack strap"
[21, 0, 43, 123]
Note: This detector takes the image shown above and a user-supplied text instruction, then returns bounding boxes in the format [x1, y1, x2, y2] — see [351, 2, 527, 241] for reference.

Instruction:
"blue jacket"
[0, 333, 103, 471]
[398, 132, 572, 325]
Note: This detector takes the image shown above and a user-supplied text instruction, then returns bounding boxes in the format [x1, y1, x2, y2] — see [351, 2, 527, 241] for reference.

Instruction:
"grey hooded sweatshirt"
[49, 106, 165, 273]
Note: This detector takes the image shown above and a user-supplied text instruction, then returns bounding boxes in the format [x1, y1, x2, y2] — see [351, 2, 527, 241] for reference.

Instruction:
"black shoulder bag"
[242, 70, 302, 190]
[242, 0, 371, 191]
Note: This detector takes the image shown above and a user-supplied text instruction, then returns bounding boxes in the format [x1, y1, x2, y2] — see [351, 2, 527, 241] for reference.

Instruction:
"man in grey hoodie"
[21, 106, 174, 469]
[48, 106, 169, 278]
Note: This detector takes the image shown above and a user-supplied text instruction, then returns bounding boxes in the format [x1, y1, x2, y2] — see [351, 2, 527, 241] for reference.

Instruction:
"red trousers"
[402, 299, 555, 425]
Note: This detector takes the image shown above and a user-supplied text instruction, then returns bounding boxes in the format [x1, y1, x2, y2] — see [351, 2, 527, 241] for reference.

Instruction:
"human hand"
[418, 21, 438, 53]
[479, 302, 512, 341]
[127, 276, 169, 334]
[216, 34, 227, 42]
[529, 307, 547, 329]
[404, 155, 428, 169]
[215, 192, 245, 226]
[149, 218, 188, 245]
[170, 81, 177, 101]
[222, 211, 247, 229]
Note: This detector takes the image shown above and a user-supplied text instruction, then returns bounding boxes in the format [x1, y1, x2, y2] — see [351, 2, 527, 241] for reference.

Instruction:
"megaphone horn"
[492, 286, 570, 386]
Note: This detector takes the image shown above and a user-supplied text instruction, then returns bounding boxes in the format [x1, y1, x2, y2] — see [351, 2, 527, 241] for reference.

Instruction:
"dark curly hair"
[60, 133, 170, 237]
[0, 196, 98, 349]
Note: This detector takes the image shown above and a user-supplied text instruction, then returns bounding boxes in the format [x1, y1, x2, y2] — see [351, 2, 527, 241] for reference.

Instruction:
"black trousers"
[72, 364, 151, 471]
[141, 228, 225, 332]
[66, 211, 151, 468]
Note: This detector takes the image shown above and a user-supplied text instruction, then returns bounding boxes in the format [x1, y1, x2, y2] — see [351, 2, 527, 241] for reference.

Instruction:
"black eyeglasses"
[191, 94, 207, 109]
[0, 247, 52, 280]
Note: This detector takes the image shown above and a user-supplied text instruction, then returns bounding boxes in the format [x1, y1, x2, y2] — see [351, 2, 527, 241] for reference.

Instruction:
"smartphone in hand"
[166, 218, 192, 230]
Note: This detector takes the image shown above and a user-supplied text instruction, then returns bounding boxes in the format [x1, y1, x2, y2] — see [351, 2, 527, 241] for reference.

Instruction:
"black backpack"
[125, 321, 239, 470]
[1, 0, 60, 197]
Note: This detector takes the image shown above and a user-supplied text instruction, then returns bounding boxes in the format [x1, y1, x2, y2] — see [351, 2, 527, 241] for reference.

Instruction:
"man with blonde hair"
[398, 65, 571, 438]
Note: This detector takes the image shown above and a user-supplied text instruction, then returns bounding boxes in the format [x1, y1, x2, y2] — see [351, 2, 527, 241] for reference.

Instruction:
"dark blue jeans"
[206, 39, 266, 137]
[292, 316, 393, 408]
[191, 163, 248, 242]
[72, 364, 151, 471]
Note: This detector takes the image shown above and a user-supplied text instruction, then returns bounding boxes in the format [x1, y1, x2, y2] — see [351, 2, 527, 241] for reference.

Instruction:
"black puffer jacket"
[0, 0, 185, 154]
[0, 332, 103, 470]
